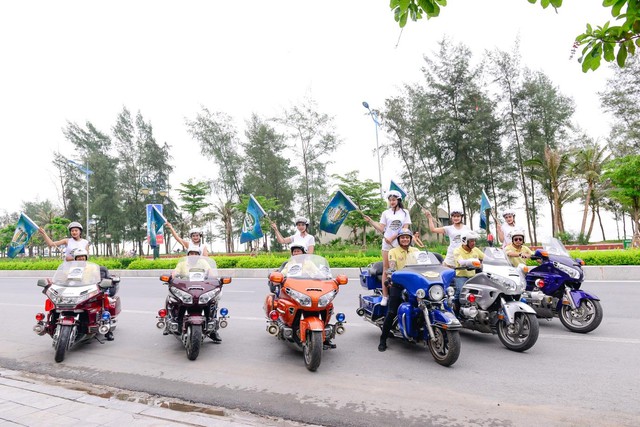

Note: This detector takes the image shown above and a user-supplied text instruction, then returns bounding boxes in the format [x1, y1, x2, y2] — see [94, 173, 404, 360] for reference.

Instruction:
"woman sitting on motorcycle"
[39, 221, 89, 261]
[504, 229, 533, 267]
[271, 216, 316, 254]
[498, 209, 518, 248]
[378, 230, 419, 352]
[453, 231, 484, 303]
[424, 208, 469, 268]
[166, 224, 209, 256]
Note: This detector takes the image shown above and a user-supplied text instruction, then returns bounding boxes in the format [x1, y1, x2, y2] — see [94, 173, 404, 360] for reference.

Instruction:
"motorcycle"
[155, 256, 231, 360]
[524, 238, 603, 333]
[456, 247, 539, 352]
[264, 254, 348, 372]
[357, 251, 462, 367]
[33, 261, 121, 363]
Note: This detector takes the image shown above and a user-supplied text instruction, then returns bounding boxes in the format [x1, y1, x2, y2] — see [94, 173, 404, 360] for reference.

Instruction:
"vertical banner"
[389, 179, 407, 200]
[240, 195, 267, 244]
[8, 213, 39, 258]
[146, 204, 166, 248]
[319, 190, 358, 234]
[480, 189, 492, 230]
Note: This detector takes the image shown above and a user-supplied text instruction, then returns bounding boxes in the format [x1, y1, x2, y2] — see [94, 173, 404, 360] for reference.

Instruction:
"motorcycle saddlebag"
[360, 262, 383, 290]
[360, 295, 386, 318]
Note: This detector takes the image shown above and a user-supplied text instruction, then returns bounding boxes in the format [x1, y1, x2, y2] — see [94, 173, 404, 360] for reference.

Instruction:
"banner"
[240, 195, 267, 244]
[480, 189, 492, 230]
[146, 204, 166, 248]
[389, 180, 407, 200]
[8, 213, 39, 258]
[319, 190, 358, 234]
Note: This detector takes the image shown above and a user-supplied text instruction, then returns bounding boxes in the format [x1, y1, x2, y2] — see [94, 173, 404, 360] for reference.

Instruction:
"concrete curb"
[0, 266, 635, 281]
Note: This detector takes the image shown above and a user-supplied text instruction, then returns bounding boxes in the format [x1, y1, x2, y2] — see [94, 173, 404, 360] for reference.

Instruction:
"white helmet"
[67, 221, 83, 232]
[73, 248, 88, 259]
[189, 228, 203, 237]
[510, 228, 526, 241]
[386, 190, 402, 200]
[294, 216, 309, 226]
[450, 208, 464, 216]
[461, 230, 480, 246]
[502, 209, 516, 218]
[186, 244, 202, 256]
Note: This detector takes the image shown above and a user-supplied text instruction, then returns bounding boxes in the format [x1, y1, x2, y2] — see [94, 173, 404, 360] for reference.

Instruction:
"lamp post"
[362, 101, 383, 198]
[90, 214, 100, 256]
[140, 179, 168, 259]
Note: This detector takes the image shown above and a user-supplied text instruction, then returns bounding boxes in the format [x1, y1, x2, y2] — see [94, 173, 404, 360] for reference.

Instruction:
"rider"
[504, 228, 533, 267]
[378, 230, 420, 352]
[424, 208, 469, 268]
[166, 224, 210, 256]
[453, 230, 484, 305]
[271, 216, 316, 254]
[497, 209, 518, 248]
[39, 221, 89, 261]
[362, 190, 411, 307]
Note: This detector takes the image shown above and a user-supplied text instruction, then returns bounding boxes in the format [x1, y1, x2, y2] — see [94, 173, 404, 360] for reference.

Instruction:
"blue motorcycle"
[525, 238, 603, 333]
[358, 252, 462, 366]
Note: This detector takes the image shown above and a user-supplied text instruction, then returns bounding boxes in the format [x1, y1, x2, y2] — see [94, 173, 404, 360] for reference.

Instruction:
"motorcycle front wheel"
[498, 313, 539, 352]
[54, 324, 73, 363]
[559, 299, 603, 333]
[303, 330, 322, 372]
[186, 325, 202, 361]
[428, 328, 460, 367]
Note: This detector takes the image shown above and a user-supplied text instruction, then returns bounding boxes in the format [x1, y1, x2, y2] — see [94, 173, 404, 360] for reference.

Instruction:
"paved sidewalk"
[0, 369, 309, 427]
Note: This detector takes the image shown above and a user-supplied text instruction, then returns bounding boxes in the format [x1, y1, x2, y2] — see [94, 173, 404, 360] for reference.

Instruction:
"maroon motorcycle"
[33, 261, 121, 363]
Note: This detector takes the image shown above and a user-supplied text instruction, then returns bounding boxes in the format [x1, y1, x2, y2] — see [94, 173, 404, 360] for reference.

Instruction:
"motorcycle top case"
[360, 294, 386, 318]
[360, 262, 383, 290]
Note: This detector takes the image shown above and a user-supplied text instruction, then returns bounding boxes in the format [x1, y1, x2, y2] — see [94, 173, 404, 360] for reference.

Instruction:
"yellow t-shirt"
[388, 246, 420, 271]
[453, 246, 484, 278]
[504, 244, 533, 267]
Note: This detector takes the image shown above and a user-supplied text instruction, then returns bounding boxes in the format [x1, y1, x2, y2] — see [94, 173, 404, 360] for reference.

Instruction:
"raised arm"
[361, 213, 385, 234]
[270, 222, 292, 244]
[38, 227, 67, 248]
[423, 209, 445, 234]
[166, 222, 188, 249]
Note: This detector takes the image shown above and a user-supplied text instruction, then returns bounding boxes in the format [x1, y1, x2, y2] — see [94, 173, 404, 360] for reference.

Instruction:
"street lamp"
[140, 178, 168, 259]
[362, 101, 383, 198]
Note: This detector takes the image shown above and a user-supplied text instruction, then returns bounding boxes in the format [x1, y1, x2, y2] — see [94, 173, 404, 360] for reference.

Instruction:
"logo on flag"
[8, 213, 39, 258]
[319, 190, 358, 234]
[389, 180, 407, 200]
[240, 195, 267, 244]
[146, 204, 166, 248]
[480, 190, 492, 230]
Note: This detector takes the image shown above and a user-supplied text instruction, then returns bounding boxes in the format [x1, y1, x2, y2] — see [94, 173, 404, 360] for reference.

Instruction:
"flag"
[389, 180, 407, 200]
[67, 159, 93, 176]
[319, 190, 358, 234]
[146, 204, 166, 248]
[480, 189, 492, 230]
[240, 195, 267, 244]
[8, 213, 39, 258]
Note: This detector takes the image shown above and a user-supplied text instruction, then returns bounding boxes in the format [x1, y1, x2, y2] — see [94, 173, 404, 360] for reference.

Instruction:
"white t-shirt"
[289, 231, 315, 252]
[443, 224, 469, 266]
[380, 208, 412, 251]
[64, 238, 89, 259]
[501, 223, 518, 248]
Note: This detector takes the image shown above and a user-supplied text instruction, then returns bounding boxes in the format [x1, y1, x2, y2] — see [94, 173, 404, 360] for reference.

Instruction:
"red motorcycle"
[33, 261, 121, 363]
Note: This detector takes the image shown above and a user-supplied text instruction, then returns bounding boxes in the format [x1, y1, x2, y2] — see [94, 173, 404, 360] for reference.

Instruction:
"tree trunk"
[580, 184, 593, 236]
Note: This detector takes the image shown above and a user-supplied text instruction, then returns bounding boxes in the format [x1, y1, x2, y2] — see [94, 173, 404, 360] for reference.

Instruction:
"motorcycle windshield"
[482, 247, 512, 267]
[281, 254, 332, 280]
[172, 256, 218, 281]
[52, 261, 101, 287]
[542, 238, 571, 257]
[405, 251, 442, 266]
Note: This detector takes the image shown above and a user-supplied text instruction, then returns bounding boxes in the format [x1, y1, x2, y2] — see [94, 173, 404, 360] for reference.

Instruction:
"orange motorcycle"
[264, 254, 348, 371]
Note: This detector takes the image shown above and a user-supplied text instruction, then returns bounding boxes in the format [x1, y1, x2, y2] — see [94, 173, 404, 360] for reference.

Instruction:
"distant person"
[413, 231, 425, 248]
[498, 209, 519, 248]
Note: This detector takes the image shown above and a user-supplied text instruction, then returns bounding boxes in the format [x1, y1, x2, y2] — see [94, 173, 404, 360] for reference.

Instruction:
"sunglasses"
[513, 237, 524, 242]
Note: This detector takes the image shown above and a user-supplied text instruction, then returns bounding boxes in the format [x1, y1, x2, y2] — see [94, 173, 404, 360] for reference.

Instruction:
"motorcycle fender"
[568, 289, 599, 307]
[299, 316, 325, 342]
[58, 316, 76, 326]
[429, 309, 462, 330]
[185, 315, 205, 325]
[502, 301, 536, 325]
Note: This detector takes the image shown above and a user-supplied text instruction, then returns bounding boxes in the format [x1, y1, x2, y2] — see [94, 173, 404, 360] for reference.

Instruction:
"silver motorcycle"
[456, 247, 539, 352]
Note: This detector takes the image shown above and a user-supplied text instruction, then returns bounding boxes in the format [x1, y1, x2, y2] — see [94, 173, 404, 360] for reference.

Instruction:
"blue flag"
[146, 204, 166, 248]
[319, 190, 358, 234]
[480, 190, 492, 230]
[8, 213, 39, 258]
[240, 195, 267, 244]
[389, 180, 407, 200]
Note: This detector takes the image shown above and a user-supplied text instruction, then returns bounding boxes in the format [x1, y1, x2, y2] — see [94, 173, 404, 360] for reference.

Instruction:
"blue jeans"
[453, 276, 469, 301]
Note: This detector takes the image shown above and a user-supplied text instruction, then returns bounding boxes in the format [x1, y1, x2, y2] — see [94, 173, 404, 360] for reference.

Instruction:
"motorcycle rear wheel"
[54, 325, 72, 363]
[498, 313, 539, 352]
[428, 328, 460, 367]
[303, 331, 322, 372]
[559, 299, 603, 334]
[186, 325, 202, 361]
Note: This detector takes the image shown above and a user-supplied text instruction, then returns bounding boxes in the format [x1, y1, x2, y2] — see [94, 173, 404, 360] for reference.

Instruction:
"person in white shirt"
[271, 216, 316, 254]
[39, 221, 89, 261]
[424, 208, 470, 268]
[497, 209, 518, 248]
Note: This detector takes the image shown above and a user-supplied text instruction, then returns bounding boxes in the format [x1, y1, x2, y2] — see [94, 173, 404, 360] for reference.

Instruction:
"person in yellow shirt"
[504, 229, 533, 267]
[453, 231, 484, 302]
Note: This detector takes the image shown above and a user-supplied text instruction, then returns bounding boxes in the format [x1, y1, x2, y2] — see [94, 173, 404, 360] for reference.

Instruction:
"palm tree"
[572, 143, 610, 239]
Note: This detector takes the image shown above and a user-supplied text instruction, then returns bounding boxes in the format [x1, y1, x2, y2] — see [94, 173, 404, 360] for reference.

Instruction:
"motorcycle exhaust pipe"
[98, 324, 111, 334]
[156, 321, 166, 329]
[219, 319, 228, 329]
[460, 306, 478, 318]
[335, 323, 346, 335]
[267, 324, 280, 335]
[33, 324, 46, 336]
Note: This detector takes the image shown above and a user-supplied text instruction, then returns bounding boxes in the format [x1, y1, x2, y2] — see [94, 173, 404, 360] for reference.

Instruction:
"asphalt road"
[1, 274, 639, 426]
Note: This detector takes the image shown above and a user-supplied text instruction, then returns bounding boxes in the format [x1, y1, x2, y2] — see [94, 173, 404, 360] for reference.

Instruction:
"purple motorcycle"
[524, 238, 603, 333]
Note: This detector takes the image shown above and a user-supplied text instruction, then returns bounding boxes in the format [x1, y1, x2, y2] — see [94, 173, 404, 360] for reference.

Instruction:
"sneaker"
[209, 330, 222, 343]
[380, 296, 388, 306]
[323, 339, 336, 349]
[378, 340, 387, 352]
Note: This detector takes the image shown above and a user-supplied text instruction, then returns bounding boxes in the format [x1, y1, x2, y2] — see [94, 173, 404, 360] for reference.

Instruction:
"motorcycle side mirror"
[220, 277, 232, 285]
[335, 274, 348, 285]
[535, 249, 549, 259]
[160, 275, 171, 283]
[37, 279, 47, 288]
[269, 272, 284, 284]
[99, 279, 113, 289]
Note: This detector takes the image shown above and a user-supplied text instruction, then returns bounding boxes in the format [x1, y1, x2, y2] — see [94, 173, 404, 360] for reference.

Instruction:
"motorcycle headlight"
[489, 274, 517, 291]
[47, 288, 100, 306]
[553, 262, 581, 279]
[285, 288, 312, 307]
[446, 287, 455, 297]
[428, 285, 444, 301]
[416, 289, 426, 299]
[318, 290, 337, 308]
[170, 286, 193, 304]
[198, 289, 220, 304]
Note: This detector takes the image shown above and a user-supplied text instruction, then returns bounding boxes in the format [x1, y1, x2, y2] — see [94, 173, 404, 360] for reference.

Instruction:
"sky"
[0, 1, 628, 242]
